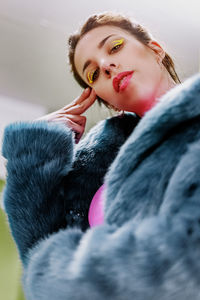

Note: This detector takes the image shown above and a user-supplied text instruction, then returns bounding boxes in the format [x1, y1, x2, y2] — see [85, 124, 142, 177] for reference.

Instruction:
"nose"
[101, 61, 117, 78]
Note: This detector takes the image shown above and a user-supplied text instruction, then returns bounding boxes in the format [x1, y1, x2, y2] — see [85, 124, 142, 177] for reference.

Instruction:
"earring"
[158, 58, 163, 68]
[108, 104, 120, 112]
[118, 110, 125, 118]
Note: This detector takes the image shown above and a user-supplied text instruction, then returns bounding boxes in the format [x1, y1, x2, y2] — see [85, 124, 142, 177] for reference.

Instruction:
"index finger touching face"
[89, 88, 97, 102]
[64, 89, 97, 115]
[81, 88, 97, 110]
[74, 87, 92, 105]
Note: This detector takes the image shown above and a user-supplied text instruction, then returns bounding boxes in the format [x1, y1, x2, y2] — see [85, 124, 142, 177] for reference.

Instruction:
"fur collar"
[105, 73, 200, 212]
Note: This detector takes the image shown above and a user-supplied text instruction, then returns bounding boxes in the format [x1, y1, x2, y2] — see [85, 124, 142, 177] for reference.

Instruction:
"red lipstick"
[113, 71, 134, 93]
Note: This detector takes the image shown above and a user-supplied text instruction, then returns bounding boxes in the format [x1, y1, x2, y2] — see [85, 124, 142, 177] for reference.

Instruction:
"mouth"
[113, 71, 134, 93]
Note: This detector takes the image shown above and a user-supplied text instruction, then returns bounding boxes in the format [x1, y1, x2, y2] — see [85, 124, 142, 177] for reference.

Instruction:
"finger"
[66, 119, 85, 143]
[55, 114, 86, 127]
[68, 119, 83, 133]
[36, 89, 92, 122]
[64, 118, 84, 134]
[53, 117, 84, 134]
[74, 87, 92, 105]
[64, 89, 96, 115]
[65, 114, 86, 127]
[63, 88, 92, 110]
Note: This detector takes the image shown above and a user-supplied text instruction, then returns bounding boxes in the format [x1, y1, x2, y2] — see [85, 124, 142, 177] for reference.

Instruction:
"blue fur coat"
[2, 73, 200, 300]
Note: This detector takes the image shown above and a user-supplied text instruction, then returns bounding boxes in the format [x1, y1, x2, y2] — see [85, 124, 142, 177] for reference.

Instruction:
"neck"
[138, 73, 178, 117]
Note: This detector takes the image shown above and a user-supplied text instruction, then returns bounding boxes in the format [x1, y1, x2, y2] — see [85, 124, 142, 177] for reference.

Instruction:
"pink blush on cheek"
[88, 184, 105, 227]
[132, 94, 158, 117]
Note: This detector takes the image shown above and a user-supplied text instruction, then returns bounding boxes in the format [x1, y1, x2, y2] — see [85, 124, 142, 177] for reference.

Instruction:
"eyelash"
[88, 40, 124, 84]
[90, 68, 100, 83]
[110, 42, 123, 53]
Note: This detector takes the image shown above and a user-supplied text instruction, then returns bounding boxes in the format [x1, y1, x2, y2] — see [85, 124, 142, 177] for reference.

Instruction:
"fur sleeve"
[2, 113, 139, 265]
[2, 121, 74, 262]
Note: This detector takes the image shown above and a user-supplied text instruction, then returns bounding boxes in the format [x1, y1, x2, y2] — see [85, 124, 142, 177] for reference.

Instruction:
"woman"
[2, 12, 200, 300]
[38, 13, 180, 141]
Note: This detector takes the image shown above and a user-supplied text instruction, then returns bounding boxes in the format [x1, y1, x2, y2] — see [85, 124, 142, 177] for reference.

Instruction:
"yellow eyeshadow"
[112, 38, 124, 46]
[87, 71, 94, 84]
[87, 39, 124, 84]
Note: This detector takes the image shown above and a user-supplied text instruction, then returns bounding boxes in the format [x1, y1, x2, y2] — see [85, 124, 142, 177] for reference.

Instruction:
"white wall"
[0, 95, 47, 179]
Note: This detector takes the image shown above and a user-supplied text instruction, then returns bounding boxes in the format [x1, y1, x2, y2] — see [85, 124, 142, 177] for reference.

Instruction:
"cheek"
[94, 82, 113, 101]
[138, 57, 162, 83]
[95, 88, 119, 108]
[96, 91, 113, 104]
[136, 47, 158, 68]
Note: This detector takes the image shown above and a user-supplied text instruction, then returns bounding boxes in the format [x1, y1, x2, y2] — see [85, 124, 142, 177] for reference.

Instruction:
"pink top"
[88, 183, 105, 227]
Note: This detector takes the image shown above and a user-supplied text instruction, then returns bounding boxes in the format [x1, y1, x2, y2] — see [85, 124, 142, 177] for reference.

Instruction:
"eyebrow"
[82, 34, 115, 74]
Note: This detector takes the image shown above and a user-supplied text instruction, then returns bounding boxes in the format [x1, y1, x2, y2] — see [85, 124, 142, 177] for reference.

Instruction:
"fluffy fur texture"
[2, 73, 200, 300]
[2, 113, 139, 263]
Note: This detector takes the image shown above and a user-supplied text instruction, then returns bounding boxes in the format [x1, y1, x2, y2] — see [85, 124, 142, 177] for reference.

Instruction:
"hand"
[36, 88, 96, 143]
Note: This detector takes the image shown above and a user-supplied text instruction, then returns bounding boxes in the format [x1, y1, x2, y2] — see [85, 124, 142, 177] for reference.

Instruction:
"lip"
[113, 71, 134, 93]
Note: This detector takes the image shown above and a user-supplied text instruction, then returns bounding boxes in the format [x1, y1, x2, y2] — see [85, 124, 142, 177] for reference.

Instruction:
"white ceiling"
[0, 0, 200, 113]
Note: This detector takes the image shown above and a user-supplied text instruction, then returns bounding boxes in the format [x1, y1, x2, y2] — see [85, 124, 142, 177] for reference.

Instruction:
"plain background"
[0, 1, 199, 299]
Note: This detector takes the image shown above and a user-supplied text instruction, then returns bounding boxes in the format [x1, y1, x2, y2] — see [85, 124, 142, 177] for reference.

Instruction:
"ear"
[148, 40, 165, 63]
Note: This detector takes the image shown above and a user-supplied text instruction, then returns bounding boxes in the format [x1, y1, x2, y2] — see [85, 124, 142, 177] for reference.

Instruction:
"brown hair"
[68, 13, 181, 110]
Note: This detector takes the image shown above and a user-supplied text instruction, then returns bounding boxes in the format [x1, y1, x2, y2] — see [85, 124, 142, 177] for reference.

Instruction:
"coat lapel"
[104, 73, 200, 218]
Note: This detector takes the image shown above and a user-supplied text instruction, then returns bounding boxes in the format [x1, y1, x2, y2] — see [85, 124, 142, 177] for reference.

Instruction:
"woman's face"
[74, 25, 168, 116]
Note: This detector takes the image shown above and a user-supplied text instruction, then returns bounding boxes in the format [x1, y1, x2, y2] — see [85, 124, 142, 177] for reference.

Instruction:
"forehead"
[74, 25, 133, 74]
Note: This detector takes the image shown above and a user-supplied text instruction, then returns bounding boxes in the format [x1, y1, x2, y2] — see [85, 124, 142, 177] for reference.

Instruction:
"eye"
[110, 38, 124, 53]
[88, 68, 99, 84]
[92, 68, 99, 82]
